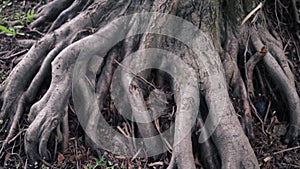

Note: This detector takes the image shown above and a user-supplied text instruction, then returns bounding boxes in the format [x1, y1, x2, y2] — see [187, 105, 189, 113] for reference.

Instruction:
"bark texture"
[0, 0, 299, 168]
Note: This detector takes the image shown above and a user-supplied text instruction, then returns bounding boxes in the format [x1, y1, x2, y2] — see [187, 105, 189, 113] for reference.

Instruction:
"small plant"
[0, 24, 24, 36]
[41, 165, 49, 169]
[95, 155, 106, 166]
[26, 9, 35, 23]
[86, 155, 115, 169]
[107, 161, 115, 169]
[0, 24, 17, 36]
[0, 0, 36, 36]
[78, 136, 84, 142]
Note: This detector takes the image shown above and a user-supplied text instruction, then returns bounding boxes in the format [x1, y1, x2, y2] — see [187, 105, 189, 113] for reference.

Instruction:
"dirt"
[0, 0, 299, 169]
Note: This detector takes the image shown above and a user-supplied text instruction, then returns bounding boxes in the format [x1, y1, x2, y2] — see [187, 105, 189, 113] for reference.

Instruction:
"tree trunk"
[0, 0, 299, 168]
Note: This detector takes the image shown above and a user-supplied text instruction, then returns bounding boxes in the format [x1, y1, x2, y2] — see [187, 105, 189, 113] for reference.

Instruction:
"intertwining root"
[0, 0, 299, 168]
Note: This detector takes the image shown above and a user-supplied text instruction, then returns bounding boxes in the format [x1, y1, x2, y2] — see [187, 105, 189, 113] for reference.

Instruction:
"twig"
[161, 136, 173, 153]
[62, 106, 69, 152]
[24, 159, 28, 169]
[262, 145, 300, 166]
[69, 103, 76, 114]
[131, 147, 142, 161]
[154, 119, 161, 133]
[265, 113, 277, 133]
[148, 161, 164, 167]
[114, 59, 157, 89]
[8, 129, 26, 144]
[255, 68, 266, 96]
[117, 126, 129, 137]
[281, 163, 300, 168]
[265, 79, 278, 103]
[124, 122, 131, 136]
[249, 100, 266, 136]
[75, 139, 80, 169]
[273, 145, 300, 155]
[29, 28, 45, 36]
[263, 101, 271, 124]
[0, 49, 28, 60]
[241, 2, 263, 25]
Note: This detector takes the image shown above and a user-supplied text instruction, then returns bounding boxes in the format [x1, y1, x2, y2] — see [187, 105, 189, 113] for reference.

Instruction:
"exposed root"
[261, 30, 295, 85]
[48, 0, 93, 32]
[202, 50, 259, 168]
[1, 0, 299, 168]
[30, 0, 74, 28]
[0, 33, 56, 131]
[25, 41, 77, 164]
[222, 25, 255, 140]
[96, 46, 122, 110]
[246, 46, 267, 96]
[128, 82, 164, 159]
[0, 0, 129, 157]
[167, 133, 196, 169]
[61, 106, 70, 152]
[251, 30, 300, 143]
[210, 101, 259, 168]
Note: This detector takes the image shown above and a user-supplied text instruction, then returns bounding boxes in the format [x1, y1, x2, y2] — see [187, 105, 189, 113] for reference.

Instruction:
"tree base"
[1, 0, 299, 168]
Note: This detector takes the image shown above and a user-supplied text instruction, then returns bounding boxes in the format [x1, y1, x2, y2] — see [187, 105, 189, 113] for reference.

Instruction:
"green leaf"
[0, 119, 3, 125]
[31, 9, 35, 16]
[100, 155, 106, 162]
[86, 163, 93, 169]
[26, 9, 35, 23]
[78, 136, 83, 142]
[0, 25, 13, 34]
[108, 161, 113, 166]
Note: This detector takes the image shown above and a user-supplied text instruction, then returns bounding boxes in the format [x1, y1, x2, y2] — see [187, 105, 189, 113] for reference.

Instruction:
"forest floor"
[0, 0, 299, 168]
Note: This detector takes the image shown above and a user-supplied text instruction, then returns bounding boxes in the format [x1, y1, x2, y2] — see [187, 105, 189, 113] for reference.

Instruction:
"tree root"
[25, 40, 76, 165]
[246, 46, 267, 97]
[127, 82, 164, 159]
[0, 2, 120, 167]
[222, 24, 255, 140]
[196, 116, 220, 169]
[251, 30, 300, 143]
[0, 0, 130, 158]
[48, 0, 93, 32]
[0, 0, 299, 168]
[30, 0, 74, 28]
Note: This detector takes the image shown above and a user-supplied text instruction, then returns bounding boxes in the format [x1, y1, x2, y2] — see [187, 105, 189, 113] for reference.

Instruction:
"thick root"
[0, 0, 128, 155]
[1, 0, 299, 168]
[30, 0, 74, 28]
[251, 31, 300, 143]
[25, 37, 77, 164]
[222, 24, 255, 140]
[48, 0, 93, 32]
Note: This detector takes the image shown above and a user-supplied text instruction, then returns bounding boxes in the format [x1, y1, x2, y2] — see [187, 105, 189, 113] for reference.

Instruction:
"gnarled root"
[1, 0, 299, 168]
[0, 0, 129, 159]
[251, 29, 300, 143]
[25, 42, 76, 165]
[222, 24, 255, 140]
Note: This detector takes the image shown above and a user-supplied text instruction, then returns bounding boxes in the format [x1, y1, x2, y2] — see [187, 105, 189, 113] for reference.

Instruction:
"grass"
[0, 0, 35, 36]
[86, 155, 115, 169]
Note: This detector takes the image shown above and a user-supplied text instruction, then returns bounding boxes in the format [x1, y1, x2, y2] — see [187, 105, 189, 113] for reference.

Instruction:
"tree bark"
[0, 0, 299, 168]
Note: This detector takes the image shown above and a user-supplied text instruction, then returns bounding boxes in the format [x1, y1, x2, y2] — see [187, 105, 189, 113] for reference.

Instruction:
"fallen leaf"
[57, 152, 65, 164]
